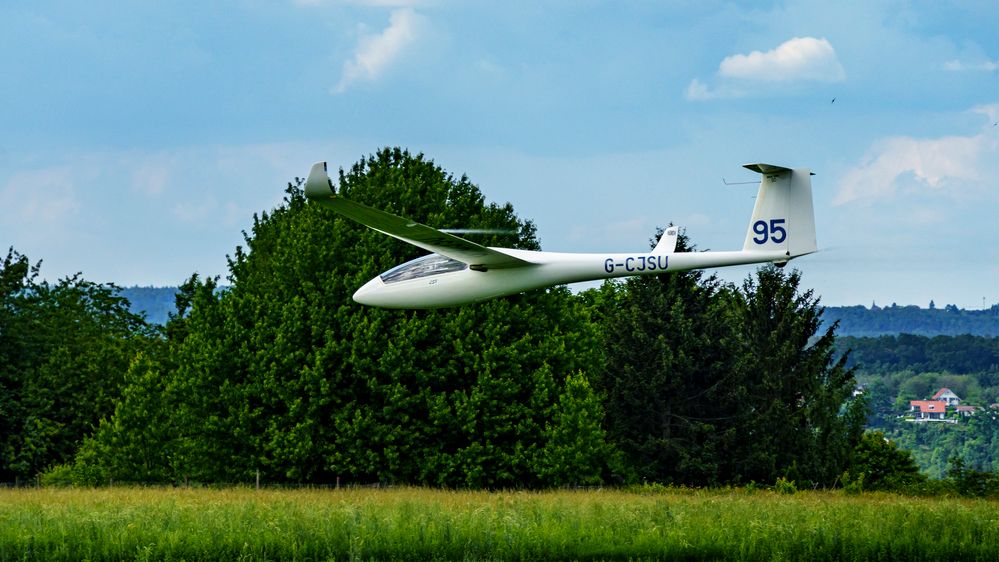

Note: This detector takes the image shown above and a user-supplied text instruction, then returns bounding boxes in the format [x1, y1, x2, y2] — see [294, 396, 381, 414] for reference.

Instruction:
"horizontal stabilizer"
[743, 163, 793, 175]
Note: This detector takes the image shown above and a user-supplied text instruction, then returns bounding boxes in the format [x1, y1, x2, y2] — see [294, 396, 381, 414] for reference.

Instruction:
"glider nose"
[352, 277, 384, 307]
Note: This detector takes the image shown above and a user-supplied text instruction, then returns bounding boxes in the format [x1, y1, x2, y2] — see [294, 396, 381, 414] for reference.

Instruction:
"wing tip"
[305, 161, 335, 199]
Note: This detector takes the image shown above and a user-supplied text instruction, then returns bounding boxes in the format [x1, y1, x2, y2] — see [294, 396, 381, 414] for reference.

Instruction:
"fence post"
[256, 470, 260, 490]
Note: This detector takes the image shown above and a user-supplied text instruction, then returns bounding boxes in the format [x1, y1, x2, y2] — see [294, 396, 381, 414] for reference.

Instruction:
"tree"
[847, 430, 925, 491]
[538, 371, 623, 487]
[72, 274, 224, 484]
[731, 266, 865, 486]
[1, 248, 154, 481]
[78, 148, 604, 487]
[596, 230, 746, 486]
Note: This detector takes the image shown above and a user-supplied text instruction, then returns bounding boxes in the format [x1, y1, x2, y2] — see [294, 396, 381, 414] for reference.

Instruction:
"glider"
[305, 161, 816, 308]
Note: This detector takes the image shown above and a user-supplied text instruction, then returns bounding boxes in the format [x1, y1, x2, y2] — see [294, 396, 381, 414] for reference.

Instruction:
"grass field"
[2, 486, 999, 560]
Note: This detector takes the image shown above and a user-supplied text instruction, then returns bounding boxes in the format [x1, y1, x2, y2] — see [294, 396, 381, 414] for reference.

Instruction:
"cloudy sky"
[1, 0, 996, 308]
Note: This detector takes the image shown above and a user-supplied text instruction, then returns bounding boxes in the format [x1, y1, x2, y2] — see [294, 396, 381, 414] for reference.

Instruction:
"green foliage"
[732, 266, 865, 488]
[824, 303, 999, 337]
[838, 333, 999, 376]
[839, 328, 999, 480]
[79, 148, 602, 487]
[946, 457, 999, 498]
[0, 248, 154, 481]
[596, 259, 863, 488]
[8, 148, 881, 489]
[538, 371, 623, 486]
[840, 470, 864, 494]
[847, 431, 925, 491]
[596, 230, 745, 486]
[774, 476, 797, 494]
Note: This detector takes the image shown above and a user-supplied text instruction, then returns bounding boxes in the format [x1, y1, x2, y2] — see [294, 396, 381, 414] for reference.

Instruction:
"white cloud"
[943, 59, 998, 72]
[171, 198, 218, 223]
[686, 36, 844, 100]
[835, 111, 999, 205]
[131, 160, 170, 197]
[334, 8, 425, 93]
[719, 37, 845, 82]
[975, 103, 999, 123]
[684, 78, 715, 101]
[0, 167, 80, 226]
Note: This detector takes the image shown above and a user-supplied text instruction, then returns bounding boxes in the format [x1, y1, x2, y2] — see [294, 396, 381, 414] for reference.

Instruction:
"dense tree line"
[5, 148, 867, 489]
[823, 304, 999, 337]
[590, 237, 863, 487]
[0, 249, 154, 482]
[837, 334, 999, 375]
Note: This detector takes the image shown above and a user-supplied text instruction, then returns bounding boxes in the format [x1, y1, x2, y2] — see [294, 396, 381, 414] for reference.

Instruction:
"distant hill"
[821, 303, 999, 337]
[118, 286, 179, 325]
[117, 285, 999, 336]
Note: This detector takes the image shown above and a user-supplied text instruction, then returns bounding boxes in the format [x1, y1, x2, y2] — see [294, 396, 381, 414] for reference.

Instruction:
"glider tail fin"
[741, 164, 817, 259]
[653, 225, 679, 254]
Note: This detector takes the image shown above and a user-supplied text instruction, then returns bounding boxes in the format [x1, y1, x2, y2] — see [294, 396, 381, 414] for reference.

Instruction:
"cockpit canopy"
[380, 253, 468, 284]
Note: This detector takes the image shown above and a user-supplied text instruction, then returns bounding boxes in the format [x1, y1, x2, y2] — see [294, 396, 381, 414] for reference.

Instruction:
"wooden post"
[256, 470, 260, 490]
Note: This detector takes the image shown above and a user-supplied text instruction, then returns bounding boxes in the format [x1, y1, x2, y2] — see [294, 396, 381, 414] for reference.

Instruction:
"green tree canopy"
[79, 148, 607, 487]
[595, 241, 864, 487]
[730, 266, 865, 486]
[1, 248, 153, 481]
[847, 430, 925, 491]
[595, 230, 746, 486]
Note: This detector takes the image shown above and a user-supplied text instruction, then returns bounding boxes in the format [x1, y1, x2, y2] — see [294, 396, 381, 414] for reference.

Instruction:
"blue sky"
[1, 0, 996, 308]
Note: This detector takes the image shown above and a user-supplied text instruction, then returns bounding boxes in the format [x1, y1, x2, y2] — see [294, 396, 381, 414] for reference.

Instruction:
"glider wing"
[305, 162, 533, 268]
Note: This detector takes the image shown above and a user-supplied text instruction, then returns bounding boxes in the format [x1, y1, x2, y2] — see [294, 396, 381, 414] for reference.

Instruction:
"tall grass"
[2, 486, 998, 560]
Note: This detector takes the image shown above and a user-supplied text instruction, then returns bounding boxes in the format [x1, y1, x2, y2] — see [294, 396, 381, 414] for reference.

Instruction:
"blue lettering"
[753, 220, 768, 244]
[753, 218, 787, 244]
[605, 256, 668, 274]
[770, 219, 787, 243]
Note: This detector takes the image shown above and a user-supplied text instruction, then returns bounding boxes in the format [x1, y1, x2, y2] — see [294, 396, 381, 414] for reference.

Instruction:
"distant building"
[932, 388, 961, 407]
[956, 405, 977, 417]
[910, 400, 948, 421]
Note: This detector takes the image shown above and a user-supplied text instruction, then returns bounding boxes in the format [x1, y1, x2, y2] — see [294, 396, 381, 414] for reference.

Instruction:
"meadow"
[2, 486, 998, 561]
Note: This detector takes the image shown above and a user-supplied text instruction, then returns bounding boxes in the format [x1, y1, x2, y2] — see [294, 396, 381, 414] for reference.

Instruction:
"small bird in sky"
[831, 97, 836, 104]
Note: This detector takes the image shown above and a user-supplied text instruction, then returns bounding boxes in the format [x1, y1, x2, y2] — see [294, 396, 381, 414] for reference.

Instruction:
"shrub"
[774, 476, 797, 495]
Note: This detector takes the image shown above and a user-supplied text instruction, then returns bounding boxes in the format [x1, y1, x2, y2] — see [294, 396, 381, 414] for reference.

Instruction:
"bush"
[774, 476, 797, 495]
[947, 457, 999, 498]
[841, 470, 865, 495]
[39, 464, 75, 487]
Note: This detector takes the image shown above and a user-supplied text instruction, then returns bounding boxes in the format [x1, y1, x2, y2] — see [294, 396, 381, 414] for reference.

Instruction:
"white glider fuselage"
[305, 161, 817, 309]
[352, 248, 788, 308]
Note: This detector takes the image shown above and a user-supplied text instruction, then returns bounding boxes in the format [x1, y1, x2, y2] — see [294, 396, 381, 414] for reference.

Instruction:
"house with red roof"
[904, 388, 979, 423]
[932, 388, 961, 407]
[909, 400, 948, 421]
[956, 405, 977, 418]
